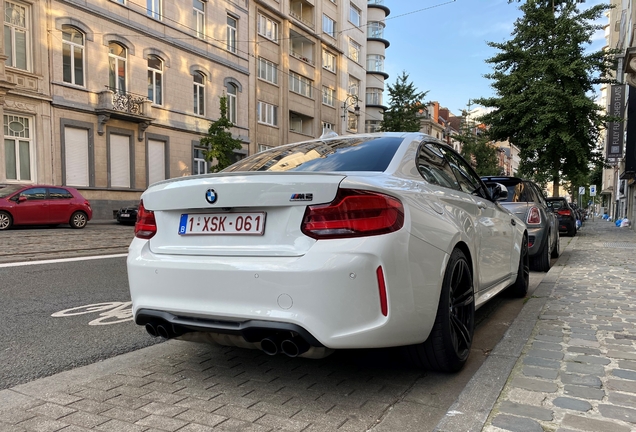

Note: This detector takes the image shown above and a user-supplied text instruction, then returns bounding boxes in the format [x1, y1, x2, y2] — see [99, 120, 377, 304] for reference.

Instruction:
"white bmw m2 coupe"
[128, 132, 529, 372]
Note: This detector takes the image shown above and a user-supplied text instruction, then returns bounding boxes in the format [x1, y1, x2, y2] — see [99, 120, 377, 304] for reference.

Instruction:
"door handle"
[511, 219, 516, 226]
[476, 201, 487, 209]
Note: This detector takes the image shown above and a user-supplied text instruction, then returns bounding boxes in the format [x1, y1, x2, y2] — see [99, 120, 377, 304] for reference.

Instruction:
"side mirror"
[18, 196, 27, 203]
[491, 183, 508, 201]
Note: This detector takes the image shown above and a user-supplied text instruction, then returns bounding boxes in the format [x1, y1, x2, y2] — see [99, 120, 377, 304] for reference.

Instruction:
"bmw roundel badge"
[205, 188, 217, 204]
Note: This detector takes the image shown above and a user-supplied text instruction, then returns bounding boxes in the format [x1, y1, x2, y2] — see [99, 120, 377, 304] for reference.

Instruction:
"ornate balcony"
[96, 88, 154, 141]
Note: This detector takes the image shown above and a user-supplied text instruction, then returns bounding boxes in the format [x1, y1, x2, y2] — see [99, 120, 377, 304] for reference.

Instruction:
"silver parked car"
[482, 176, 560, 272]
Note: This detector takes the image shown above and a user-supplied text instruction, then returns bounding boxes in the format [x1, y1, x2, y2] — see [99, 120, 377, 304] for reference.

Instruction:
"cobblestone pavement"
[0, 222, 134, 264]
[479, 219, 636, 432]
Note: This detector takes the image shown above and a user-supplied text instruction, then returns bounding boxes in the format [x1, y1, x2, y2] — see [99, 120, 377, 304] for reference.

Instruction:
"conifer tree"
[200, 95, 242, 172]
[475, 0, 615, 196]
[379, 71, 428, 132]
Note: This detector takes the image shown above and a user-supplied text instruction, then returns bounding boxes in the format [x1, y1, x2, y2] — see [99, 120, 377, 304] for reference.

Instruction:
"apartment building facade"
[0, 0, 388, 218]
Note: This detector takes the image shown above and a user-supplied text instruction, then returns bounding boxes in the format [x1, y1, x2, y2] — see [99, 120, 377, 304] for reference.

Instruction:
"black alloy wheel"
[531, 233, 551, 272]
[406, 248, 475, 372]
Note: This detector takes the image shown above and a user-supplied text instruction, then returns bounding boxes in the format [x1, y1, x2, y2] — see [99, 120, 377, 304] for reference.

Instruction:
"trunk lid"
[142, 172, 346, 257]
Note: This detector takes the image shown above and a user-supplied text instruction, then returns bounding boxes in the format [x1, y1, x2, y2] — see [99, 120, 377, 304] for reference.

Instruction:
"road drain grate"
[601, 242, 636, 249]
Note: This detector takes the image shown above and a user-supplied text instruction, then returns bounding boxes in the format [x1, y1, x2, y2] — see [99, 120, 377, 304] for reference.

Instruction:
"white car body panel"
[128, 132, 526, 351]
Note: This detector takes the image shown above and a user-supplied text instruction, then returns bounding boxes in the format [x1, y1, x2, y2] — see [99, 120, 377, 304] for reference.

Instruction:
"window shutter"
[110, 134, 130, 188]
[64, 127, 89, 187]
[148, 140, 165, 185]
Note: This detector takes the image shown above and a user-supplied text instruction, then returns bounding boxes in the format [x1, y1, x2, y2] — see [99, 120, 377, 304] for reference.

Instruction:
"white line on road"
[0, 254, 128, 268]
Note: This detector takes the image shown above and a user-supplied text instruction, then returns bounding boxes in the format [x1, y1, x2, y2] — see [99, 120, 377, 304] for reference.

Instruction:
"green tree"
[379, 71, 428, 132]
[475, 0, 616, 196]
[200, 95, 242, 172]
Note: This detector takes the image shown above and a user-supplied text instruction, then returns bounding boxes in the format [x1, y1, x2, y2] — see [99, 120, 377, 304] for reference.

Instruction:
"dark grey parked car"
[482, 176, 560, 272]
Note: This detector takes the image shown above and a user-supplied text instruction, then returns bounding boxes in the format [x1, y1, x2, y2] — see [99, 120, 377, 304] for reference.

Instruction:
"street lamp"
[341, 94, 360, 132]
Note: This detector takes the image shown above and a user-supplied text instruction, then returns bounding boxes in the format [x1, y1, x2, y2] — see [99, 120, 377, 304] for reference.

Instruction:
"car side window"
[416, 142, 460, 191]
[19, 188, 47, 200]
[49, 188, 73, 199]
[439, 146, 488, 198]
[532, 184, 548, 207]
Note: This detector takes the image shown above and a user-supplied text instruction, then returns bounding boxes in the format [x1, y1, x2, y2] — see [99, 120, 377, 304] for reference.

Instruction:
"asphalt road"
[0, 256, 159, 390]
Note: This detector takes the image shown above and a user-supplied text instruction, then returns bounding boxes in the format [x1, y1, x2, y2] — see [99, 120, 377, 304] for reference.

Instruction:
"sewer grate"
[601, 242, 636, 249]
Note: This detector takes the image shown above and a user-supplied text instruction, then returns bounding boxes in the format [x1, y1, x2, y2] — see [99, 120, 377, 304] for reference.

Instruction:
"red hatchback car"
[0, 184, 92, 230]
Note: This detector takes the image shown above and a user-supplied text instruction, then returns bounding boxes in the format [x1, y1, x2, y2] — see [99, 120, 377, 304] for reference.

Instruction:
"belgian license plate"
[120, 214, 130, 217]
[178, 213, 266, 235]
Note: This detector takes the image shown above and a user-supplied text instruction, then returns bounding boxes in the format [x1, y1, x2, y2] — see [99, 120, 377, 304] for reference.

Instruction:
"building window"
[193, 146, 208, 175]
[257, 101, 278, 126]
[322, 49, 336, 73]
[63, 126, 90, 187]
[258, 144, 272, 152]
[4, 1, 29, 71]
[147, 55, 163, 105]
[4, 114, 33, 182]
[226, 83, 237, 124]
[348, 75, 360, 97]
[227, 15, 237, 53]
[322, 86, 335, 106]
[147, 0, 161, 20]
[365, 119, 381, 133]
[366, 54, 385, 72]
[289, 72, 312, 98]
[62, 26, 84, 86]
[193, 0, 205, 39]
[366, 88, 383, 105]
[368, 21, 385, 39]
[109, 133, 131, 188]
[257, 14, 278, 42]
[147, 139, 166, 185]
[348, 38, 361, 63]
[108, 42, 127, 93]
[193, 72, 205, 116]
[321, 121, 334, 131]
[257, 57, 278, 84]
[349, 3, 361, 26]
[347, 112, 358, 132]
[112, 0, 125, 4]
[322, 14, 335, 38]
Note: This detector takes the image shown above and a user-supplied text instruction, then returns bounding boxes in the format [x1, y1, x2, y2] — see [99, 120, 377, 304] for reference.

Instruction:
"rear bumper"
[127, 232, 446, 349]
[526, 226, 546, 257]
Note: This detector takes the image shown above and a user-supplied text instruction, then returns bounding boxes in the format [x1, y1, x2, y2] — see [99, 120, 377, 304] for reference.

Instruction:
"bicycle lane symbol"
[51, 301, 133, 325]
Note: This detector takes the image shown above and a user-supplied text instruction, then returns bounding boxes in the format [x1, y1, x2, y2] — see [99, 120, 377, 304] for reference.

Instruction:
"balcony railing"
[368, 0, 384, 4]
[109, 89, 147, 115]
[289, 10, 314, 28]
[290, 50, 315, 66]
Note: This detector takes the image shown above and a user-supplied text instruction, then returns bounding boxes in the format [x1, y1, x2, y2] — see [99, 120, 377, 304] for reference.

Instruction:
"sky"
[381, 0, 608, 116]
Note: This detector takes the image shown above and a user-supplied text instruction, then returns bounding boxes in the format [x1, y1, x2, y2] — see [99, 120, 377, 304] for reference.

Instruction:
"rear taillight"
[301, 189, 404, 239]
[135, 200, 156, 239]
[527, 207, 541, 224]
[557, 209, 571, 217]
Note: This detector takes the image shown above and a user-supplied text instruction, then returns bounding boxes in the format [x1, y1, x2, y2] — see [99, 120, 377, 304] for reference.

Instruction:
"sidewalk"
[437, 219, 636, 431]
[2, 220, 635, 432]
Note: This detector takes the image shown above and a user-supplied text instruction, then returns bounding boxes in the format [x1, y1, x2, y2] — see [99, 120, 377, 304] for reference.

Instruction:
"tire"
[505, 234, 529, 298]
[567, 223, 576, 237]
[406, 248, 475, 372]
[0, 211, 12, 230]
[69, 211, 88, 229]
[551, 233, 561, 259]
[531, 233, 551, 272]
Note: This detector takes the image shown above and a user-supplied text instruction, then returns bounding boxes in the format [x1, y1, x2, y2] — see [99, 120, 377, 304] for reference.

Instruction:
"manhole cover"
[601, 242, 636, 249]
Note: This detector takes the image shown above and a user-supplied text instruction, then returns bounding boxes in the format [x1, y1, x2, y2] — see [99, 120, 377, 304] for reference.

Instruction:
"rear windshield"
[547, 199, 567, 210]
[484, 180, 531, 203]
[223, 136, 403, 173]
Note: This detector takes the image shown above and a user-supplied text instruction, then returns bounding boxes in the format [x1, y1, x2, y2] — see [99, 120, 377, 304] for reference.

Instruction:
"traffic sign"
[579, 186, 585, 195]
[590, 185, 597, 196]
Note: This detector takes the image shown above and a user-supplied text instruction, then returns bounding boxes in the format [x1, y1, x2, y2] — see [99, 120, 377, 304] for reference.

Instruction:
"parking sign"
[590, 185, 596, 196]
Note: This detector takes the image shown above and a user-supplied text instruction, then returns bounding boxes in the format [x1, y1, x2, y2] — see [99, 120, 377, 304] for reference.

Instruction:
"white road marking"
[52, 301, 133, 325]
[0, 253, 128, 268]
